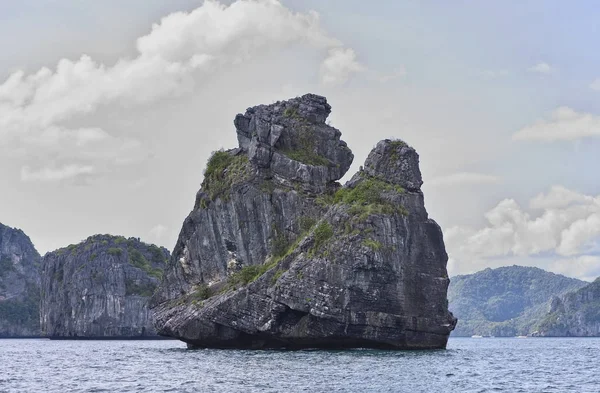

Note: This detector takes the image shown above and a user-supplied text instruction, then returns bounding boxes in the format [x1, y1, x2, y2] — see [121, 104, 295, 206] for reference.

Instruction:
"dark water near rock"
[1, 337, 598, 392]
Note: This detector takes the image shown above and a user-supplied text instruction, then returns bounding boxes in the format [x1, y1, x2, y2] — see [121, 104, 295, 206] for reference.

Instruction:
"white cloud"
[589, 78, 600, 91]
[428, 172, 500, 187]
[446, 186, 600, 278]
[320, 47, 364, 86]
[530, 185, 595, 210]
[528, 62, 553, 74]
[549, 255, 600, 282]
[0, 0, 363, 182]
[21, 164, 95, 182]
[513, 107, 600, 141]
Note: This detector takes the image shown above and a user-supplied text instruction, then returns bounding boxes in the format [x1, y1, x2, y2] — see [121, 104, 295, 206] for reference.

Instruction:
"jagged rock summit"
[235, 93, 353, 192]
[151, 94, 456, 349]
[0, 223, 41, 337]
[41, 234, 169, 338]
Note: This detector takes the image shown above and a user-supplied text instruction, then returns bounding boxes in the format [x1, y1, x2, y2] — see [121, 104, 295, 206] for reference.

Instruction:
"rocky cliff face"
[151, 94, 456, 349]
[41, 235, 169, 338]
[0, 223, 41, 337]
[538, 279, 600, 336]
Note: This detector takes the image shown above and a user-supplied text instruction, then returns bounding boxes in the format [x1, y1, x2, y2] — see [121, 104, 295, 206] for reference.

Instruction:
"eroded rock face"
[151, 94, 456, 349]
[0, 223, 41, 337]
[235, 93, 353, 192]
[538, 279, 600, 336]
[41, 235, 169, 338]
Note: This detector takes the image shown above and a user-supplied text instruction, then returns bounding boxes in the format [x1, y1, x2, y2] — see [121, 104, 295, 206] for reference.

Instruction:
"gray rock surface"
[538, 279, 600, 336]
[235, 93, 353, 193]
[151, 94, 456, 349]
[0, 223, 41, 337]
[41, 235, 169, 338]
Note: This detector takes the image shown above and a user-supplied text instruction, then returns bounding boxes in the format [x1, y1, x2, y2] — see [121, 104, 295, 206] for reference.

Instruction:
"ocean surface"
[1, 337, 598, 392]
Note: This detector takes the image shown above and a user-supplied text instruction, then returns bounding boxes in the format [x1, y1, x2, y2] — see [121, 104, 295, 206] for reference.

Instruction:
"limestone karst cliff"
[151, 94, 456, 349]
[537, 278, 600, 336]
[0, 223, 41, 337]
[41, 235, 169, 338]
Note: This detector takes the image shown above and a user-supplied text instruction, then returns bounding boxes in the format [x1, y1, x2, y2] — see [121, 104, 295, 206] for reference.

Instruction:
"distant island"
[448, 265, 599, 337]
[41, 235, 169, 339]
[1, 226, 169, 339]
[0, 223, 41, 337]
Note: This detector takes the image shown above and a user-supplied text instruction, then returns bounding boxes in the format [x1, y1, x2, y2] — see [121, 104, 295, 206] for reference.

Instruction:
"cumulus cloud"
[446, 186, 600, 278]
[528, 62, 553, 74]
[549, 255, 600, 282]
[320, 47, 364, 86]
[513, 107, 600, 141]
[0, 0, 362, 182]
[428, 172, 501, 187]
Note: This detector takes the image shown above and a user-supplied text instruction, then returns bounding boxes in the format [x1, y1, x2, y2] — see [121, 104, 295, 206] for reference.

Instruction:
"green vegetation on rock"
[281, 147, 330, 167]
[108, 248, 123, 256]
[228, 261, 278, 288]
[125, 279, 156, 297]
[191, 284, 213, 302]
[283, 105, 300, 118]
[148, 245, 168, 264]
[279, 115, 330, 166]
[271, 269, 285, 285]
[128, 248, 162, 279]
[322, 174, 407, 221]
[362, 238, 382, 251]
[312, 221, 333, 253]
[202, 151, 250, 201]
[298, 217, 317, 233]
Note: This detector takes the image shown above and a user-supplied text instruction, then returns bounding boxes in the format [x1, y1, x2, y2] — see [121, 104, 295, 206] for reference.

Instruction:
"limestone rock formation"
[41, 235, 169, 338]
[0, 223, 41, 337]
[537, 279, 600, 336]
[151, 94, 456, 349]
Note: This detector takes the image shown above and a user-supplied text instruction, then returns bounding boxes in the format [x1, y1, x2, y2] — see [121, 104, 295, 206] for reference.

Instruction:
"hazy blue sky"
[1, 0, 599, 280]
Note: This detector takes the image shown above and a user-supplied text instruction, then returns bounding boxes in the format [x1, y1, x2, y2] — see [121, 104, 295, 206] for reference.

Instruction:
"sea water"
[1, 337, 598, 392]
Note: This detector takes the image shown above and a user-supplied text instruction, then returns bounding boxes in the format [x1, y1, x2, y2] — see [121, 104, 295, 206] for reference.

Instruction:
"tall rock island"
[0, 223, 41, 337]
[41, 235, 169, 338]
[151, 94, 456, 349]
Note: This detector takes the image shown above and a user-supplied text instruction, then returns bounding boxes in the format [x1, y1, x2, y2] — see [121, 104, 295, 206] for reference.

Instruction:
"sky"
[1, 0, 600, 281]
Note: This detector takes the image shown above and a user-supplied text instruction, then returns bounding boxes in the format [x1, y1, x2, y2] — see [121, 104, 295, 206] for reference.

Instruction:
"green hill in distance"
[448, 266, 587, 337]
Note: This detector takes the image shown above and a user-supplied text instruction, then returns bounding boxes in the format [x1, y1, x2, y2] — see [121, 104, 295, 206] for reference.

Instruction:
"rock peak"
[234, 94, 353, 192]
[363, 139, 423, 192]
